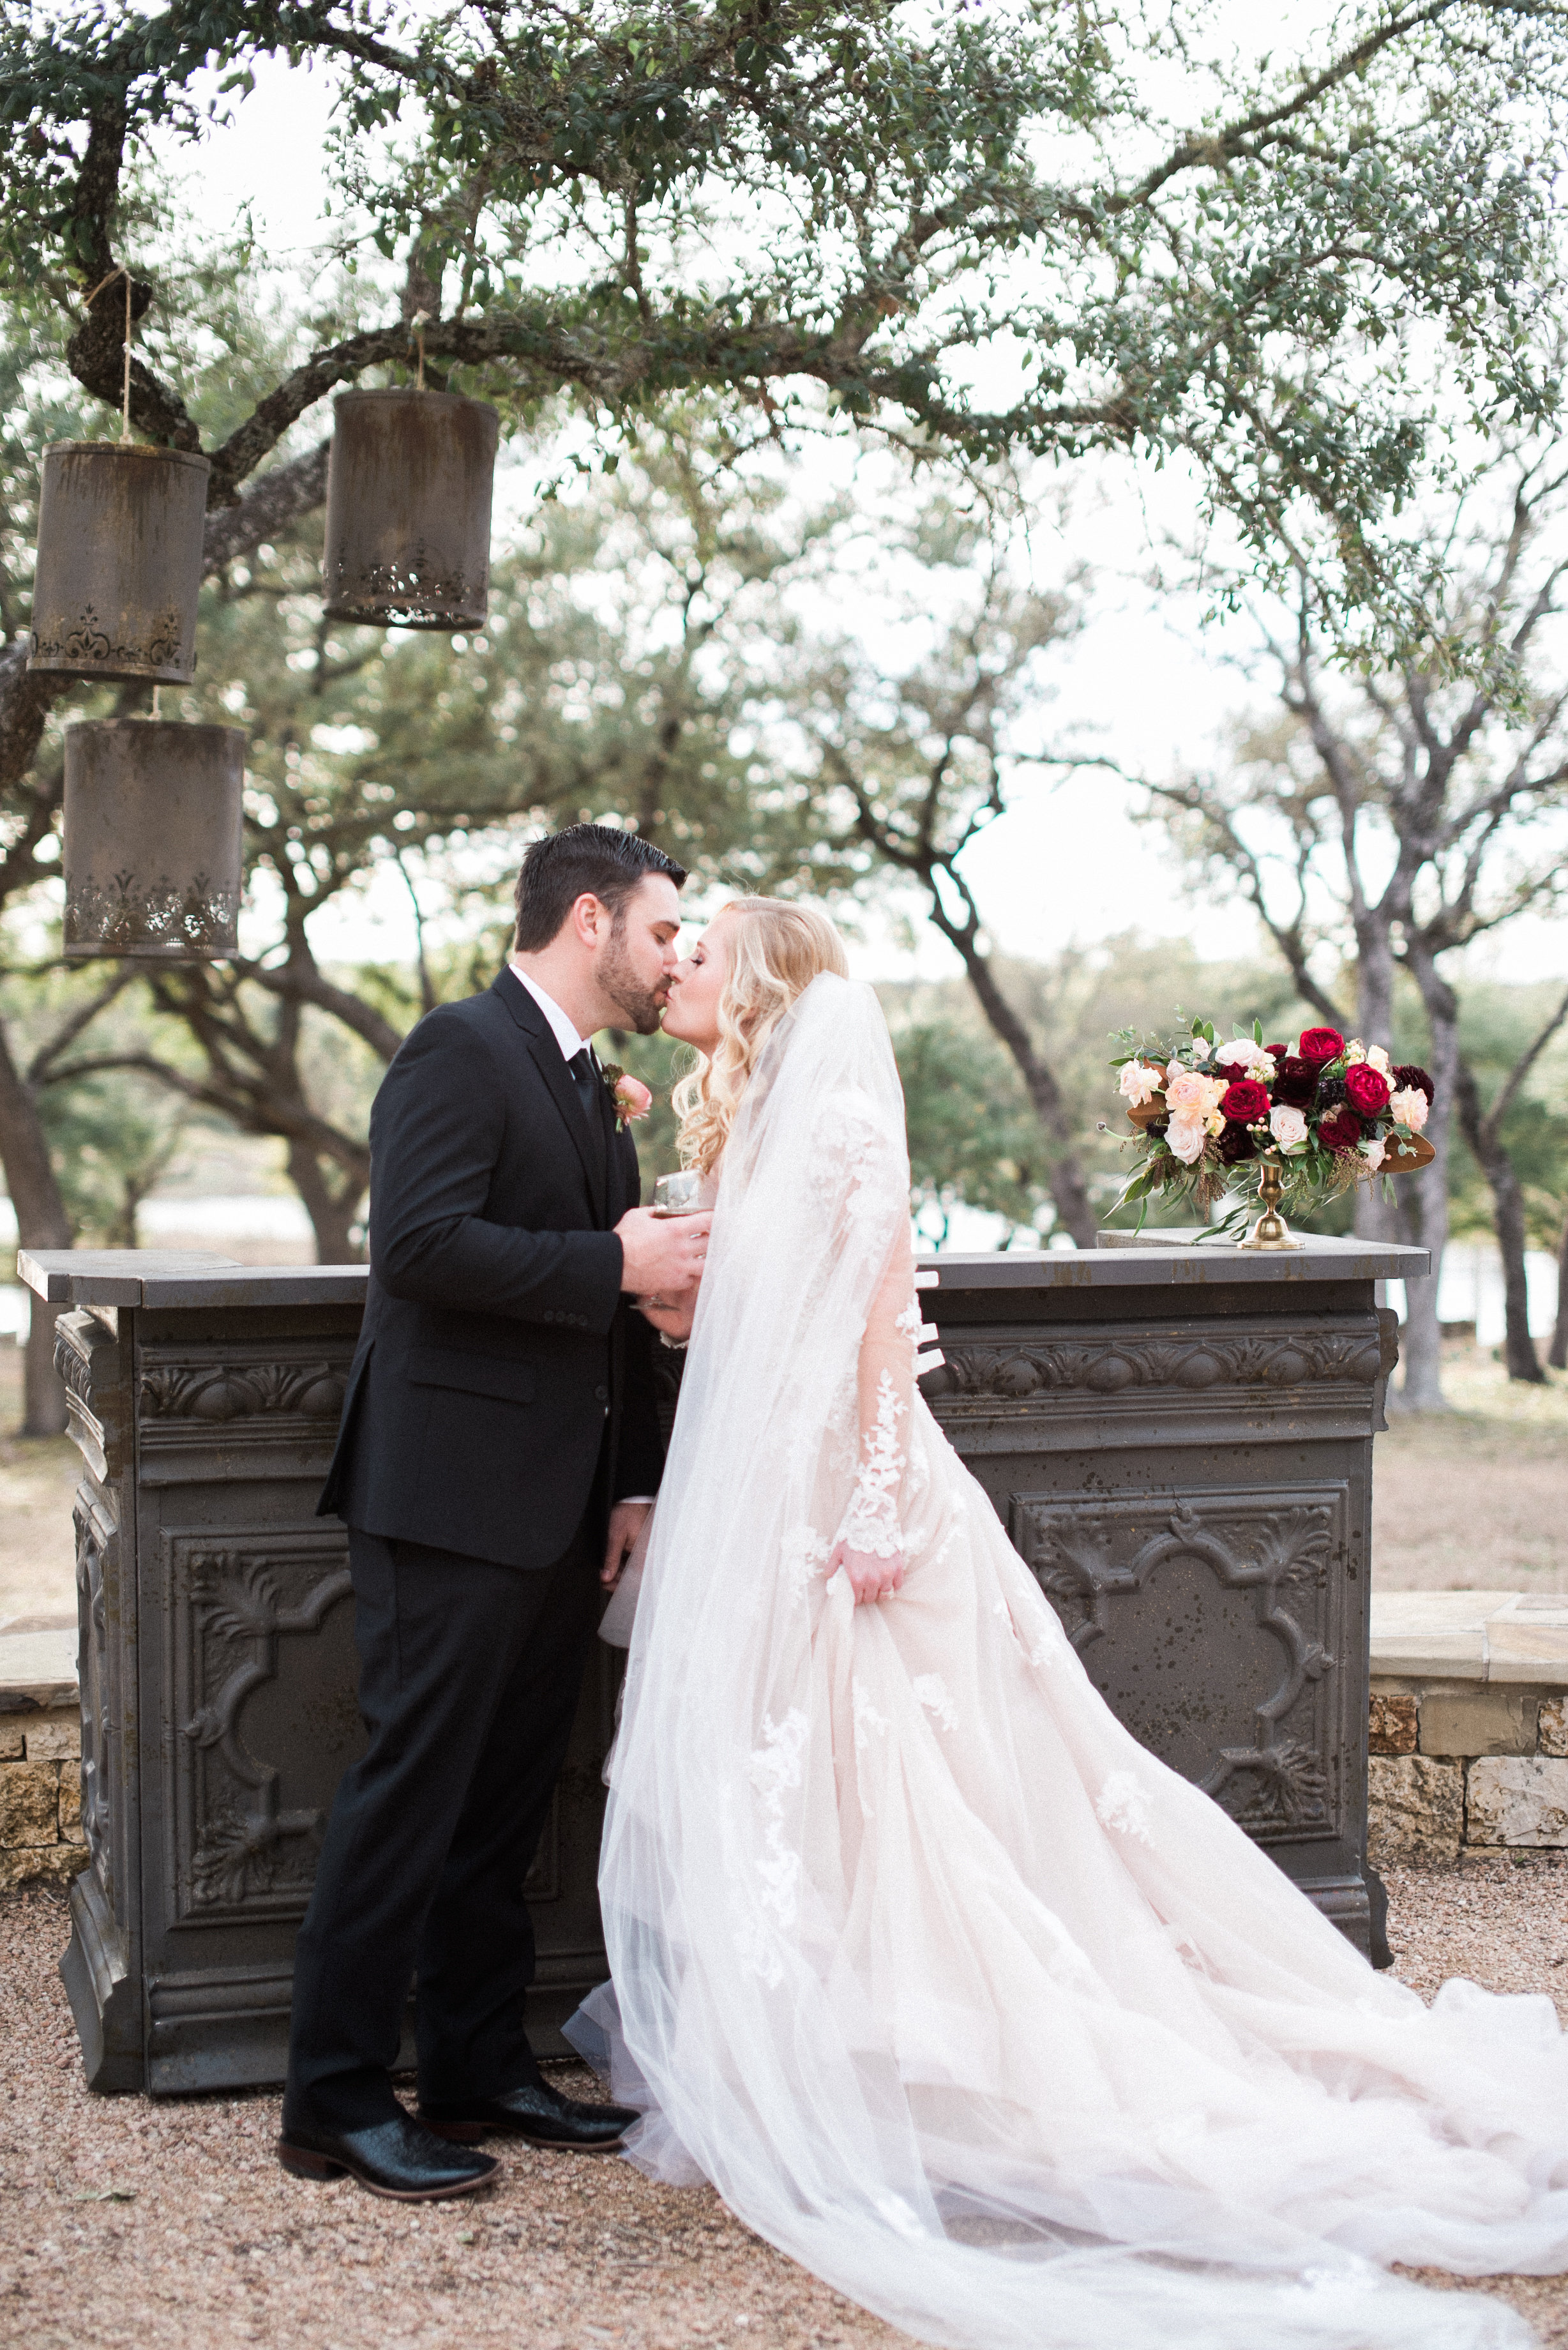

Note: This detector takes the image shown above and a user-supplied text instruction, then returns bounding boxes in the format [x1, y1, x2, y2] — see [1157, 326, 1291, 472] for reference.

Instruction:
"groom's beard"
[599, 922, 668, 1036]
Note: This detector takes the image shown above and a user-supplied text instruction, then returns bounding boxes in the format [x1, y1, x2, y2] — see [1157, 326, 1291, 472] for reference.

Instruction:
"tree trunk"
[1396, 1160, 1449, 1409]
[1396, 951, 1459, 1412]
[939, 927, 1097, 1248]
[1453, 1056, 1544, 1382]
[0, 1013, 71, 1436]
[286, 1143, 368, 1265]
[1353, 920, 1396, 1065]
[1550, 1209, 1568, 1372]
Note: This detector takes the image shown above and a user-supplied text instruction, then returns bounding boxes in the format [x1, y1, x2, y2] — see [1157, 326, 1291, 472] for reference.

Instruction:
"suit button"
[594, 1384, 608, 1402]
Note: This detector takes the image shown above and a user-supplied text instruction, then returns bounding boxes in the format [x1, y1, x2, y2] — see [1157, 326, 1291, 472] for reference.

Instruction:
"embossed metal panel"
[163, 1528, 358, 1923]
[1011, 1487, 1347, 1845]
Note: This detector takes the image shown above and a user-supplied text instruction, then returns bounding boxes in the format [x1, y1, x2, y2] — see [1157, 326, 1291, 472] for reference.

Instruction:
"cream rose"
[1119, 1061, 1164, 1107]
[1360, 1135, 1387, 1172]
[1164, 1068, 1226, 1119]
[1269, 1104, 1308, 1152]
[1165, 1112, 1209, 1165]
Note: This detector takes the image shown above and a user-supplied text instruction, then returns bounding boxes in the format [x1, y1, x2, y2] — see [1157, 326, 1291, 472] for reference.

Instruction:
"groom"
[280, 824, 710, 2201]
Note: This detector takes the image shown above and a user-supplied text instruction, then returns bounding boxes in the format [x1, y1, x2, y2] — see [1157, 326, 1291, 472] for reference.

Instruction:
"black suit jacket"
[318, 967, 664, 1570]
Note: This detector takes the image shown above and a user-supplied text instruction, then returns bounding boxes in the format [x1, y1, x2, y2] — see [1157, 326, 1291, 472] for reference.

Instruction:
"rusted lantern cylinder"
[28, 443, 210, 685]
[63, 720, 245, 963]
[321, 388, 499, 628]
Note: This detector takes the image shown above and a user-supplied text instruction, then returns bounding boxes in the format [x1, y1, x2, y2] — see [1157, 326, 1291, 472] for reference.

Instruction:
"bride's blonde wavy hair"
[673, 898, 849, 1174]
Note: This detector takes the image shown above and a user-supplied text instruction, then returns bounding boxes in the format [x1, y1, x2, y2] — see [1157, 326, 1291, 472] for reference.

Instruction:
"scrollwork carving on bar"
[176, 1542, 355, 1920]
[140, 1360, 348, 1423]
[928, 1328, 1382, 1404]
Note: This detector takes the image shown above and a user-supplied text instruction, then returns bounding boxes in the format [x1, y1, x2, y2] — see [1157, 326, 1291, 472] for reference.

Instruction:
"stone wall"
[0, 1708, 87, 1888]
[1368, 1591, 1568, 1866]
[0, 1626, 88, 1891]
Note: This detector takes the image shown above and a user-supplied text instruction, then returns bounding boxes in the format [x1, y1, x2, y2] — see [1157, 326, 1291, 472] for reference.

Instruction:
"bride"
[567, 897, 1568, 2350]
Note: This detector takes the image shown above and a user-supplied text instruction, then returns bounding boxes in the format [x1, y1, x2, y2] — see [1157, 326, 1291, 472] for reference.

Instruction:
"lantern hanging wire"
[77, 263, 136, 444]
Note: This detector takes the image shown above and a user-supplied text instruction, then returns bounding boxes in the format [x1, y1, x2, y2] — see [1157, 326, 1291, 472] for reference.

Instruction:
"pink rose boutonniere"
[601, 1063, 652, 1132]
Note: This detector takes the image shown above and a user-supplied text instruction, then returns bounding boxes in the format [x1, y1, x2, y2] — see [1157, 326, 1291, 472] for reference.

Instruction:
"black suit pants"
[285, 1519, 603, 2127]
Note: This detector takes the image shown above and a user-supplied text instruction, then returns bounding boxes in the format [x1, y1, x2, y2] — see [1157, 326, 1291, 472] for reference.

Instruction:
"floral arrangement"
[1109, 1018, 1436, 1228]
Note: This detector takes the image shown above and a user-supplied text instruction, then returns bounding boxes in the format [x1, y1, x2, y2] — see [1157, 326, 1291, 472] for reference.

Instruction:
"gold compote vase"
[1237, 1148, 1306, 1252]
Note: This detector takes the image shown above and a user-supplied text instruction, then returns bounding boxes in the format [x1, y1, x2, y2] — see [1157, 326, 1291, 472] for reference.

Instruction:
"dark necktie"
[567, 1045, 599, 1128]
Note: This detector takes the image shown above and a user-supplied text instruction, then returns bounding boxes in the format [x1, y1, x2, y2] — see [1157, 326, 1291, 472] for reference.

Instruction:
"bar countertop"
[19, 1228, 1429, 1312]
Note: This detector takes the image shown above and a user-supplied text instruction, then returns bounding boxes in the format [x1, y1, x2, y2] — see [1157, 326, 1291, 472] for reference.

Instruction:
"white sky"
[158, 47, 1568, 992]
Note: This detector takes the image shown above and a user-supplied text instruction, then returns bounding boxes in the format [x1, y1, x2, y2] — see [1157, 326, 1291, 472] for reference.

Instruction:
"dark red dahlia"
[1271, 1056, 1320, 1109]
[1298, 1027, 1345, 1063]
[1316, 1107, 1363, 1151]
[1218, 1078, 1270, 1123]
[1217, 1123, 1258, 1165]
[1343, 1063, 1391, 1117]
[1392, 1063, 1435, 1103]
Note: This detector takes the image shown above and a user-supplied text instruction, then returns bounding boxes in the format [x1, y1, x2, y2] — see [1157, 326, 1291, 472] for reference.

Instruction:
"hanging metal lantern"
[320, 388, 499, 629]
[63, 720, 244, 962]
[27, 443, 210, 685]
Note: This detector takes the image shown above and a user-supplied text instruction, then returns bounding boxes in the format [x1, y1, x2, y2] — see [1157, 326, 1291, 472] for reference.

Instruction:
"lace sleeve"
[833, 1219, 944, 1559]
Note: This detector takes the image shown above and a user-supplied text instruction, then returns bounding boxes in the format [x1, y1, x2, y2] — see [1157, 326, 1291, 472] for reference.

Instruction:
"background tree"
[1143, 432, 1568, 1404]
[808, 550, 1104, 1243]
[1, 0, 1563, 1417]
[3, 0, 1562, 804]
[1440, 976, 1568, 1360]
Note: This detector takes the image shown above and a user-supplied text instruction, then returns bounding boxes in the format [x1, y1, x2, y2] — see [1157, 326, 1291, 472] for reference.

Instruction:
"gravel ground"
[7, 1867, 1568, 2347]
[0, 1887, 903, 2350]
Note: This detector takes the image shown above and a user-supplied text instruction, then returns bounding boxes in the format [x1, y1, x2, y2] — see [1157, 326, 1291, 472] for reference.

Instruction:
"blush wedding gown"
[566, 973, 1568, 2350]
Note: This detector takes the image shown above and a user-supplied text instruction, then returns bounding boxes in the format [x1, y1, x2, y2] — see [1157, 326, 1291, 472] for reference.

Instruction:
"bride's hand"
[829, 1540, 907, 1606]
[636, 1285, 697, 1342]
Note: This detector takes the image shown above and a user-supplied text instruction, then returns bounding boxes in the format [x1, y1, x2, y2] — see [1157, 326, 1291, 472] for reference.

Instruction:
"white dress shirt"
[507, 961, 588, 1061]
[507, 960, 654, 1510]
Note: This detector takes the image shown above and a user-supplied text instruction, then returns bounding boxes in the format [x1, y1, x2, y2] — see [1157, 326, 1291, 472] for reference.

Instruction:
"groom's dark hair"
[512, 824, 688, 951]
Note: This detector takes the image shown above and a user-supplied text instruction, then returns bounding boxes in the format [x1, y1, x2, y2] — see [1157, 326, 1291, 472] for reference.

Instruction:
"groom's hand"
[615, 1206, 711, 1295]
[601, 1500, 651, 1590]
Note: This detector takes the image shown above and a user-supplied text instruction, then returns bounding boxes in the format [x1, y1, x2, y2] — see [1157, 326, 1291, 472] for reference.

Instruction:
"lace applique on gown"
[568, 974, 1565, 2350]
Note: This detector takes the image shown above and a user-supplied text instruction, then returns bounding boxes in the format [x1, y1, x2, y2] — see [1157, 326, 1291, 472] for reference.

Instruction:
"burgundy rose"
[1343, 1063, 1391, 1117]
[1264, 1043, 1288, 1059]
[1297, 1027, 1345, 1064]
[1271, 1055, 1320, 1109]
[1316, 1107, 1363, 1152]
[1217, 1123, 1257, 1165]
[1392, 1063, 1435, 1103]
[1218, 1078, 1270, 1123]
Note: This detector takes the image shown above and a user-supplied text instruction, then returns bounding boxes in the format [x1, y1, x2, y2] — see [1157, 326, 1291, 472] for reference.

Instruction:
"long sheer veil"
[572, 973, 1541, 2350]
